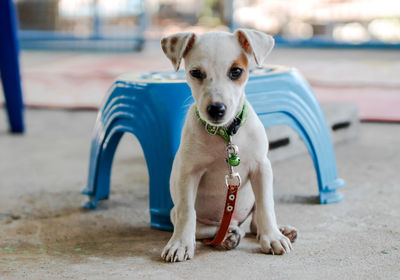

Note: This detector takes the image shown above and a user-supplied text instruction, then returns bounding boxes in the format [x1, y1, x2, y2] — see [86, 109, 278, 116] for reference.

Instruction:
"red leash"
[202, 184, 239, 247]
[203, 185, 239, 247]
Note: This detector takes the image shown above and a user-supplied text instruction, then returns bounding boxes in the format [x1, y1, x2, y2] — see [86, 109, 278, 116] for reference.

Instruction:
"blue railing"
[16, 0, 146, 51]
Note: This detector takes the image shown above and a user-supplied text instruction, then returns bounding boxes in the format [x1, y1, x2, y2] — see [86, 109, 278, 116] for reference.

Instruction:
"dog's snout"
[207, 102, 226, 120]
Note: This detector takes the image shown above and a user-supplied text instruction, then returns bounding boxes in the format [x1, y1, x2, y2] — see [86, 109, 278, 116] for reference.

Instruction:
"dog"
[160, 29, 297, 262]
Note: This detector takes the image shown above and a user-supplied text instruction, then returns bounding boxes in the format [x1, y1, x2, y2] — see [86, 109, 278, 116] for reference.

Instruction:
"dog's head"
[161, 29, 274, 126]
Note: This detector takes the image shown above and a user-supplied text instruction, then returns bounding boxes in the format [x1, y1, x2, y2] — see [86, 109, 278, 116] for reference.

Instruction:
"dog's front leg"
[250, 157, 292, 255]
[161, 158, 201, 262]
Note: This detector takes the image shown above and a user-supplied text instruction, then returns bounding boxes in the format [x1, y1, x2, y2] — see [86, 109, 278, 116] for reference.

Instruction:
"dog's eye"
[190, 69, 205, 80]
[229, 67, 243, 80]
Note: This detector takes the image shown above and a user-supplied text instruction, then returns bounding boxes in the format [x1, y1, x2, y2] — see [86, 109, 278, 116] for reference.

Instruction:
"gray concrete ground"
[0, 108, 399, 279]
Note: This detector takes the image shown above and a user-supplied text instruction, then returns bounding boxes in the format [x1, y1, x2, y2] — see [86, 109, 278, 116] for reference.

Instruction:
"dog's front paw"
[259, 230, 292, 255]
[161, 237, 195, 262]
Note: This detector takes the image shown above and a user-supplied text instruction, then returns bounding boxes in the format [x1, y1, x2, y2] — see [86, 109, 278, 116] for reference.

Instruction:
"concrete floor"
[0, 109, 399, 279]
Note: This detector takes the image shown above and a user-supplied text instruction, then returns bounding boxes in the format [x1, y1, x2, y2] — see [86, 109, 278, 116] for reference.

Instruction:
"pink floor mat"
[311, 80, 400, 122]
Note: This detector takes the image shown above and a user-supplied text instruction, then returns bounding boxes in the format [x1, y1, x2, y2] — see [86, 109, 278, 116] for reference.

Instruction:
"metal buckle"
[225, 172, 241, 188]
[226, 143, 239, 157]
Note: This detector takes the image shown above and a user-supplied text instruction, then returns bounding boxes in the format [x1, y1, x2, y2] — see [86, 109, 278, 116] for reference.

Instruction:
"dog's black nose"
[207, 102, 226, 120]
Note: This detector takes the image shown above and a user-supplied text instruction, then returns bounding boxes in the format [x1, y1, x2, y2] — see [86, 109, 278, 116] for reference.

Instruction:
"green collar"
[195, 100, 249, 143]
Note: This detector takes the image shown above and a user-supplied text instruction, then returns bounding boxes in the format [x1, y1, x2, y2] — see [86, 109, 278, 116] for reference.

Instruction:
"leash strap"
[202, 185, 239, 247]
[202, 142, 242, 248]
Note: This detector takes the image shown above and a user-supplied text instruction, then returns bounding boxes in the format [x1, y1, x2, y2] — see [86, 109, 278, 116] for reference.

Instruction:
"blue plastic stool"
[0, 0, 25, 133]
[82, 66, 345, 231]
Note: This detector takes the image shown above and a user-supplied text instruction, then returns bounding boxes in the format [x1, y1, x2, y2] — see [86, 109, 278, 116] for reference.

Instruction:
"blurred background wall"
[14, 0, 400, 51]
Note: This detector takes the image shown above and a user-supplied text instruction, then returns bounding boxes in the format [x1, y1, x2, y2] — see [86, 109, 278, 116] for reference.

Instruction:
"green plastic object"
[228, 156, 240, 166]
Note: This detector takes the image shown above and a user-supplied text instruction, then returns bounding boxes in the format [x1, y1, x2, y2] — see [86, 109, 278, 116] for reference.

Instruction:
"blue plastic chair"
[0, 0, 25, 133]
[82, 66, 345, 231]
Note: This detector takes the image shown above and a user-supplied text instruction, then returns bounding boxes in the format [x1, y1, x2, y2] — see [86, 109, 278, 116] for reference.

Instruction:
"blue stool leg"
[83, 84, 184, 231]
[82, 131, 124, 209]
[259, 112, 344, 203]
[0, 0, 25, 133]
[248, 69, 345, 203]
[83, 118, 176, 231]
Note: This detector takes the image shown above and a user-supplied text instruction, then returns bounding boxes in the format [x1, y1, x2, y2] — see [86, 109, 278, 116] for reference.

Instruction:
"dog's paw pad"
[279, 225, 298, 243]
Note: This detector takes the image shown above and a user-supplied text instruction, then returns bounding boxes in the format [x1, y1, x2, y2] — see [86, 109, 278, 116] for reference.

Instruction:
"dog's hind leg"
[250, 210, 258, 235]
[196, 221, 245, 250]
[196, 221, 218, 239]
[222, 225, 245, 250]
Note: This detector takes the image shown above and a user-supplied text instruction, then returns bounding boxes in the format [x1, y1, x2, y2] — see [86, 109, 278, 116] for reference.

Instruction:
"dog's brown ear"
[235, 29, 274, 67]
[161, 32, 197, 71]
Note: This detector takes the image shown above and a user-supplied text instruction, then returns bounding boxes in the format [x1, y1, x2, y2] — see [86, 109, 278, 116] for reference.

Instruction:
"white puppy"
[160, 29, 297, 262]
